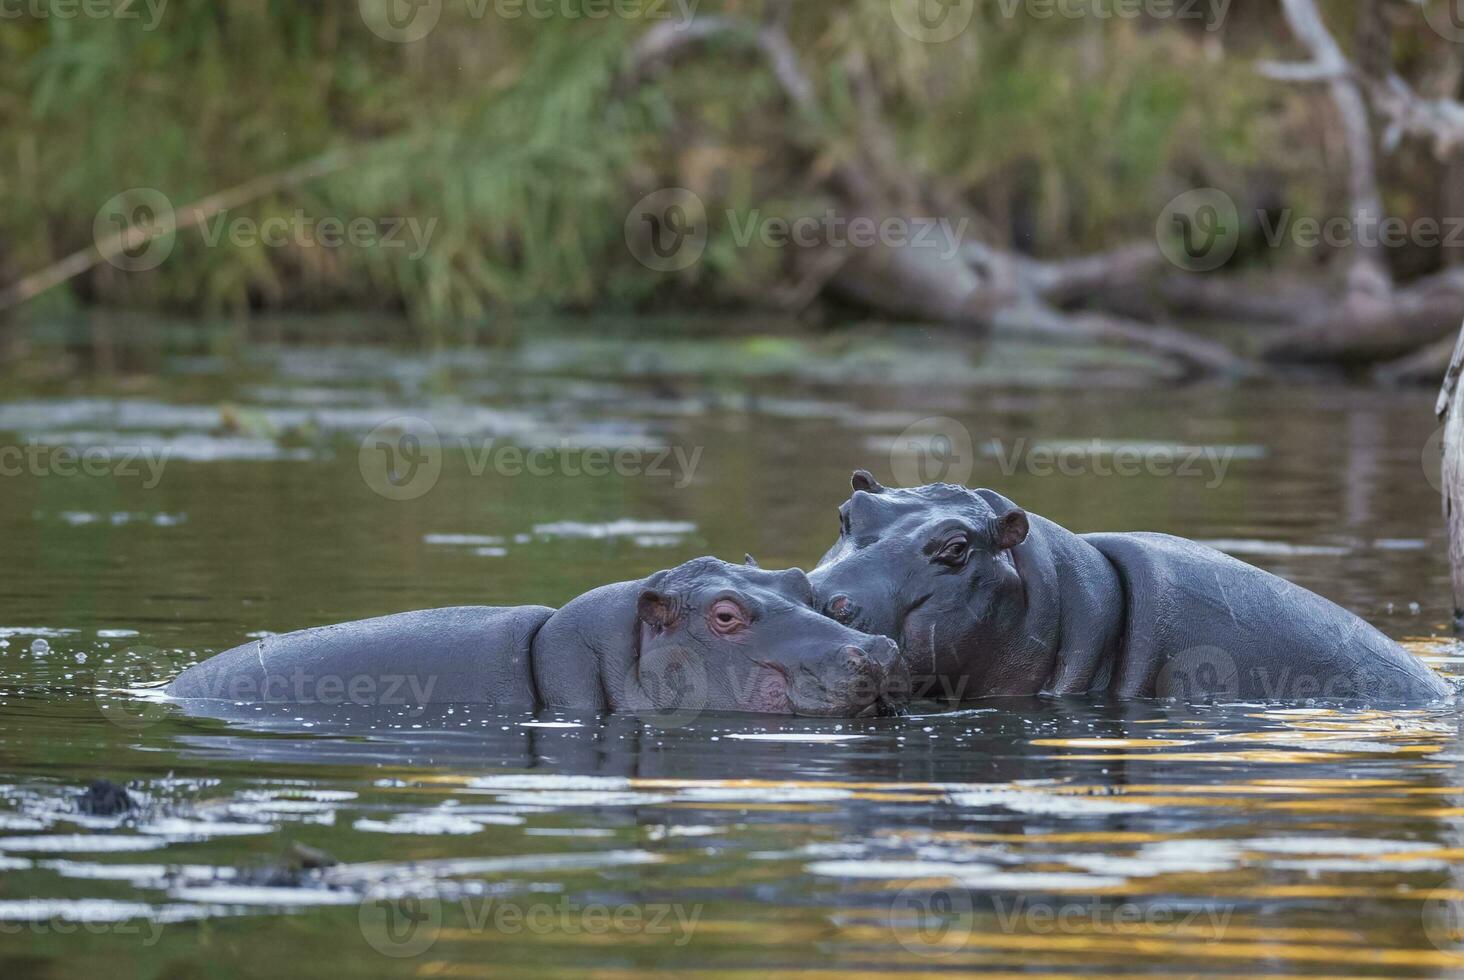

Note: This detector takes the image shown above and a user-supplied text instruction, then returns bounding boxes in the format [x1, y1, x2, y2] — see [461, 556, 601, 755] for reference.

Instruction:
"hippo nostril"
[866, 636, 900, 671]
[827, 594, 857, 624]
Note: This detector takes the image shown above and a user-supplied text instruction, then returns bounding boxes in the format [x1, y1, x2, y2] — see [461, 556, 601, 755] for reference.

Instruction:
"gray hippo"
[809, 472, 1452, 704]
[167, 556, 909, 718]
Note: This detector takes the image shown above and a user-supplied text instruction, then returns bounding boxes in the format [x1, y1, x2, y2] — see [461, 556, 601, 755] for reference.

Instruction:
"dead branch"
[1259, 0, 1390, 300]
[0, 147, 359, 314]
[624, 15, 1246, 377]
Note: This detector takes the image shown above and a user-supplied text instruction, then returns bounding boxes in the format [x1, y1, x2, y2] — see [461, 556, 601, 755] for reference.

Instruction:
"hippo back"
[166, 605, 555, 707]
[1084, 532, 1452, 702]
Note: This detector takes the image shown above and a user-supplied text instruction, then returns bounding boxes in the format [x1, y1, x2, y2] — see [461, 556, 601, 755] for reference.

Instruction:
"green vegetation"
[0, 0, 1431, 334]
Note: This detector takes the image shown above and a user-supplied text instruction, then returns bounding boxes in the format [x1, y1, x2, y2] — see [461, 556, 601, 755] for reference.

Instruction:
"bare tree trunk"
[625, 15, 1251, 378]
[1438, 323, 1464, 628]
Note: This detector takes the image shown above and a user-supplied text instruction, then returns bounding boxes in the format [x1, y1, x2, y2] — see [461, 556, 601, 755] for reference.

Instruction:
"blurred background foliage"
[0, 0, 1456, 335]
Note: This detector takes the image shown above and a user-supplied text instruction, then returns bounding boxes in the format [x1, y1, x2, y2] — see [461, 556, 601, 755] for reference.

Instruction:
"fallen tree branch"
[0, 147, 360, 313]
[624, 15, 1247, 377]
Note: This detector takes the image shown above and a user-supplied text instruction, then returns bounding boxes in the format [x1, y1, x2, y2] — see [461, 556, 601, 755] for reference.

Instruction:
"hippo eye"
[709, 599, 749, 635]
[839, 509, 850, 535]
[935, 537, 969, 565]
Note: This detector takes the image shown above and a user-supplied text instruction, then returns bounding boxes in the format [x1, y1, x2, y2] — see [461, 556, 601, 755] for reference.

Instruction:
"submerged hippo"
[810, 472, 1452, 704]
[167, 557, 909, 718]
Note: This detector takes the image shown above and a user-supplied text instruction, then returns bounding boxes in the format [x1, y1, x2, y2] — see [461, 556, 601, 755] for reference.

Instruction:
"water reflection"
[3, 323, 1464, 976]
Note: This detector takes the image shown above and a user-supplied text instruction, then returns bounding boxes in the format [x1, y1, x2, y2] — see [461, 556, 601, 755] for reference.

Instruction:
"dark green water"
[3, 318, 1464, 977]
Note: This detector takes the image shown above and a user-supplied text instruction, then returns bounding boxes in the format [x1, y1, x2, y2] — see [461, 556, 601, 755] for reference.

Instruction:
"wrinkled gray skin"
[168, 557, 909, 717]
[809, 472, 1452, 704]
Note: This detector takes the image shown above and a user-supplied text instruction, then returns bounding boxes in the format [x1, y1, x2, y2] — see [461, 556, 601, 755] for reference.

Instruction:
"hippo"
[167, 556, 909, 718]
[809, 471, 1453, 704]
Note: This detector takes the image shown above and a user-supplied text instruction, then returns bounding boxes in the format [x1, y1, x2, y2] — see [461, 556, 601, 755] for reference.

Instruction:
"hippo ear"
[744, 553, 759, 568]
[851, 469, 886, 494]
[636, 590, 681, 631]
[992, 509, 1029, 551]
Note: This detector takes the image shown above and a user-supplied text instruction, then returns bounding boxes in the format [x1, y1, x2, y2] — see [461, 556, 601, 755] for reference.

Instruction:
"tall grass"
[0, 0, 1416, 331]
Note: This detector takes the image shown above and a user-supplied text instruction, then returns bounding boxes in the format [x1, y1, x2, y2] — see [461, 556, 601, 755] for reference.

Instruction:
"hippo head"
[808, 471, 1031, 696]
[628, 557, 910, 717]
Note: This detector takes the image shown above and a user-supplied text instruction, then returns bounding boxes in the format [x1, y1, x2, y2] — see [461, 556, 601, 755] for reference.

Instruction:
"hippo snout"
[798, 636, 909, 716]
[844, 636, 900, 676]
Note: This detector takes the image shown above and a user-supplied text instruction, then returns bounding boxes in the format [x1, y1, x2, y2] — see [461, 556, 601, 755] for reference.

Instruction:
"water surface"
[2, 317, 1462, 977]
